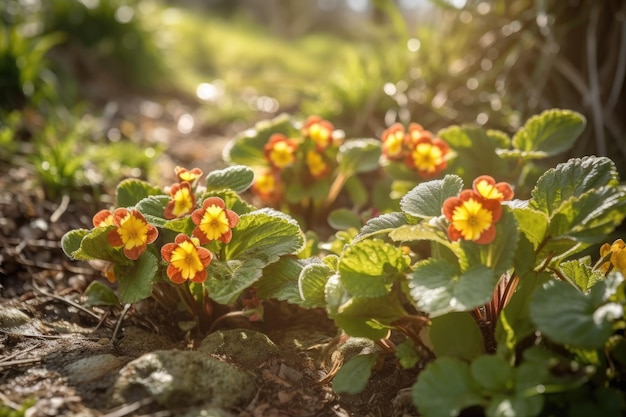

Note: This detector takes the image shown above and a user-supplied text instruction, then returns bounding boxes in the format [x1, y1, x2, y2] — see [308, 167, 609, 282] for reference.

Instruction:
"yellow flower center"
[412, 143, 443, 173]
[199, 205, 231, 240]
[310, 124, 331, 148]
[169, 240, 205, 280]
[269, 142, 295, 168]
[451, 198, 493, 241]
[255, 173, 275, 194]
[385, 134, 404, 157]
[172, 187, 194, 217]
[306, 151, 327, 177]
[475, 179, 503, 200]
[117, 214, 150, 249]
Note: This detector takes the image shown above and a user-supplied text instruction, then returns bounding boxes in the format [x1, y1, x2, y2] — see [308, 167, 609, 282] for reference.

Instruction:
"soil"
[0, 87, 419, 416]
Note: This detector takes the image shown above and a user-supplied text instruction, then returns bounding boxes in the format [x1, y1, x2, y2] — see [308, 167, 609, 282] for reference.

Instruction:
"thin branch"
[111, 303, 132, 344]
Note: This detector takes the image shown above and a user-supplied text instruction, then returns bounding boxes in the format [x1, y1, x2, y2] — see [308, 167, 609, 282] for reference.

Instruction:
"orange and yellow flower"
[252, 170, 282, 203]
[161, 234, 212, 284]
[302, 115, 334, 151]
[164, 181, 197, 219]
[306, 150, 330, 179]
[473, 175, 514, 202]
[191, 197, 239, 244]
[599, 239, 626, 276]
[381, 123, 407, 160]
[93, 209, 114, 228]
[107, 208, 158, 260]
[405, 134, 449, 179]
[264, 133, 298, 169]
[175, 166, 203, 186]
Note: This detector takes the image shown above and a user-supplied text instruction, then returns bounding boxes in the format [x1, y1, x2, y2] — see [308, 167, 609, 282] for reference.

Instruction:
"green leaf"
[530, 156, 619, 217]
[332, 353, 379, 394]
[202, 189, 256, 215]
[413, 357, 484, 417]
[470, 355, 513, 392]
[70, 226, 131, 264]
[116, 251, 158, 304]
[338, 239, 410, 298]
[409, 260, 497, 317]
[222, 114, 297, 166]
[560, 259, 604, 292]
[135, 195, 171, 227]
[354, 212, 411, 242]
[226, 209, 305, 264]
[255, 256, 306, 304]
[460, 209, 519, 277]
[328, 208, 363, 231]
[511, 206, 548, 250]
[400, 175, 464, 218]
[205, 258, 266, 304]
[512, 109, 586, 158]
[83, 281, 120, 307]
[331, 293, 407, 339]
[116, 178, 164, 207]
[530, 277, 624, 349]
[205, 165, 254, 192]
[388, 222, 452, 249]
[299, 261, 334, 308]
[395, 339, 420, 369]
[430, 312, 485, 360]
[337, 138, 381, 175]
[344, 175, 368, 208]
[61, 229, 89, 258]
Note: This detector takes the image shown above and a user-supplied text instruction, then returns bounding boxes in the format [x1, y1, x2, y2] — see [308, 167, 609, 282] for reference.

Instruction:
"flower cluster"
[599, 239, 626, 276]
[91, 167, 239, 284]
[252, 115, 341, 204]
[381, 122, 450, 178]
[442, 175, 514, 244]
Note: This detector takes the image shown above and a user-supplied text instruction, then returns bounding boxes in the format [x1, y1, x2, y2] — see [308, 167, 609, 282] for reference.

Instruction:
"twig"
[0, 343, 40, 364]
[0, 392, 20, 410]
[100, 398, 155, 417]
[111, 303, 131, 344]
[50, 193, 70, 223]
[33, 283, 101, 320]
[0, 357, 42, 368]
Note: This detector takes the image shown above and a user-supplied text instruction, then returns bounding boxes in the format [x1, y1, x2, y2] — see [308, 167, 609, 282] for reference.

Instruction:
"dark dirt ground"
[0, 90, 420, 417]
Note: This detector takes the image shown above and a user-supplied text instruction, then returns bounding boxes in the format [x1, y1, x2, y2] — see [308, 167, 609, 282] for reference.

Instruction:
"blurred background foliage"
[1, 0, 624, 195]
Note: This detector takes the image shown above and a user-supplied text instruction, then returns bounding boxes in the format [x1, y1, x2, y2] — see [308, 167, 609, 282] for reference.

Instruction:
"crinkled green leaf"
[470, 355, 513, 392]
[299, 261, 334, 308]
[222, 113, 297, 167]
[409, 260, 497, 317]
[255, 256, 307, 304]
[205, 258, 266, 304]
[205, 165, 254, 192]
[400, 175, 464, 218]
[328, 208, 363, 231]
[116, 251, 158, 304]
[512, 109, 585, 158]
[116, 178, 163, 208]
[460, 209, 519, 276]
[413, 357, 484, 417]
[332, 353, 379, 394]
[61, 229, 89, 258]
[202, 189, 256, 215]
[530, 276, 624, 349]
[388, 222, 452, 249]
[338, 239, 410, 298]
[530, 156, 619, 217]
[331, 293, 407, 339]
[135, 195, 171, 227]
[511, 206, 548, 250]
[83, 281, 120, 307]
[226, 209, 305, 264]
[354, 212, 412, 242]
[70, 226, 131, 264]
[560, 258, 604, 292]
[338, 138, 381, 175]
[430, 312, 485, 361]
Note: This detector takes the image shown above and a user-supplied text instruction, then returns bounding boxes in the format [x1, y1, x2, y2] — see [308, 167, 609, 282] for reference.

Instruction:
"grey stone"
[65, 354, 125, 384]
[198, 328, 280, 368]
[0, 307, 31, 328]
[110, 350, 255, 410]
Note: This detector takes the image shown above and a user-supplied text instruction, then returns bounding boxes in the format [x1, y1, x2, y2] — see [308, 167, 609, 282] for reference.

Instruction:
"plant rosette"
[283, 109, 626, 416]
[62, 165, 305, 330]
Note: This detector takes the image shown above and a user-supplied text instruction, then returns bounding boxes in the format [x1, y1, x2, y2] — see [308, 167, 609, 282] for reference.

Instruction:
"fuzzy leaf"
[206, 258, 266, 304]
[429, 312, 485, 360]
[116, 178, 163, 208]
[331, 293, 407, 339]
[560, 259, 604, 292]
[255, 256, 306, 304]
[470, 355, 513, 392]
[400, 175, 464, 218]
[328, 208, 363, 231]
[354, 212, 411, 242]
[205, 165, 254, 192]
[413, 357, 484, 417]
[338, 239, 410, 298]
[511, 207, 548, 249]
[299, 261, 334, 308]
[388, 222, 452, 249]
[70, 226, 131, 264]
[135, 195, 171, 227]
[83, 281, 120, 307]
[61, 229, 89, 258]
[332, 353, 379, 394]
[530, 276, 624, 349]
[338, 138, 381, 175]
[409, 260, 497, 317]
[512, 109, 585, 158]
[226, 209, 305, 264]
[202, 189, 256, 215]
[116, 251, 158, 304]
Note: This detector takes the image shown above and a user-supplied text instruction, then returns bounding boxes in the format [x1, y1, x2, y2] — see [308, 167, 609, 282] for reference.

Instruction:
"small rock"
[198, 328, 280, 368]
[65, 354, 125, 384]
[115, 326, 176, 356]
[177, 405, 236, 417]
[0, 307, 31, 328]
[110, 350, 256, 410]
